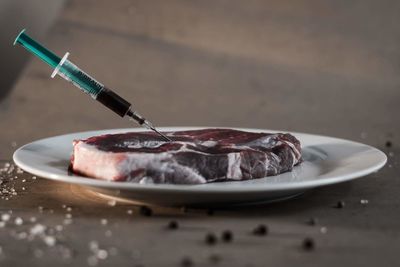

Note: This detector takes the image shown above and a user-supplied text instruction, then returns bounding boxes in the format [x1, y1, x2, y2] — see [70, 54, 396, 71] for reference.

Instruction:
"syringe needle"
[126, 110, 172, 141]
[142, 121, 172, 142]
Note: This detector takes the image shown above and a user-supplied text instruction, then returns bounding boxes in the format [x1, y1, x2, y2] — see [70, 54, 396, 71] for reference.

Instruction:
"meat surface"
[71, 128, 302, 184]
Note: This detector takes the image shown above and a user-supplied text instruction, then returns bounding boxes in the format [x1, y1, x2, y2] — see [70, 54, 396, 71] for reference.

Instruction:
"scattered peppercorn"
[139, 206, 153, 216]
[221, 230, 233, 242]
[252, 224, 268, 236]
[181, 207, 188, 213]
[385, 141, 392, 148]
[181, 256, 193, 267]
[205, 233, 217, 245]
[307, 217, 318, 226]
[302, 237, 315, 251]
[335, 201, 345, 209]
[167, 220, 179, 230]
[207, 209, 215, 216]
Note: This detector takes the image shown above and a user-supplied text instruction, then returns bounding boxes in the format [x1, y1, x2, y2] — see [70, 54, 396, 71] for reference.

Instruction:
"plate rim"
[13, 126, 387, 193]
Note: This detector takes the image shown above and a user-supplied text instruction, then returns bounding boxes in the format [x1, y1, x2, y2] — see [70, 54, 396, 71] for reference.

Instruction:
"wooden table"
[1, 1, 399, 266]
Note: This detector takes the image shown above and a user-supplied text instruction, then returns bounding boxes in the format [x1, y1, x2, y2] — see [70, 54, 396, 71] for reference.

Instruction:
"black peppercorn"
[207, 209, 215, 216]
[181, 207, 188, 213]
[181, 256, 193, 267]
[167, 220, 179, 230]
[252, 224, 268, 236]
[221, 230, 233, 242]
[335, 201, 345, 209]
[385, 141, 392, 148]
[139, 206, 153, 216]
[302, 237, 315, 251]
[307, 217, 318, 226]
[205, 233, 217, 245]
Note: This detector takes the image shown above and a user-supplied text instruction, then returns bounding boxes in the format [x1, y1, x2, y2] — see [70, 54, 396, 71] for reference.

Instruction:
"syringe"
[13, 29, 171, 142]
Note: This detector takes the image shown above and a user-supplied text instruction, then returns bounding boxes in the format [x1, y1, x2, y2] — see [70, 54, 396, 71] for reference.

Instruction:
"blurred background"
[0, 0, 398, 158]
[0, 0, 64, 100]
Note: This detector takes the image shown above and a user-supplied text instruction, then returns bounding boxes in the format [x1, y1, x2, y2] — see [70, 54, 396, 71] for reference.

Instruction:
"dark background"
[0, 1, 399, 266]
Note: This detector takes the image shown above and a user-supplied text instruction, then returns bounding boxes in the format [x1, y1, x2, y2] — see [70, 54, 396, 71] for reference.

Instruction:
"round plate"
[13, 127, 387, 207]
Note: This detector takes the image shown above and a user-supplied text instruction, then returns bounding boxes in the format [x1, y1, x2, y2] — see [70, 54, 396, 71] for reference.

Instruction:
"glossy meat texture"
[71, 129, 302, 184]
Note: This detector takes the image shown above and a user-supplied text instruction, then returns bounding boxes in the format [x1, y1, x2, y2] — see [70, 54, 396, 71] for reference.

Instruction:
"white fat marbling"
[201, 140, 218, 147]
[227, 153, 242, 180]
[117, 140, 165, 149]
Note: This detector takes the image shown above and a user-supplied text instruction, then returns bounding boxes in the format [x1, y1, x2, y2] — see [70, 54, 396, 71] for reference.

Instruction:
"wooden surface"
[0, 1, 399, 266]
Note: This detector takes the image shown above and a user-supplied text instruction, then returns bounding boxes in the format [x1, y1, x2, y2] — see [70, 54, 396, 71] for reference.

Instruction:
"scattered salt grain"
[30, 224, 46, 235]
[65, 214, 72, 219]
[1, 214, 10, 222]
[32, 176, 37, 180]
[320, 227, 328, 234]
[63, 218, 73, 225]
[100, 219, 108, 225]
[44, 235, 56, 247]
[29, 217, 37, 223]
[360, 199, 369, 205]
[96, 249, 108, 260]
[89, 241, 99, 252]
[126, 209, 133, 215]
[15, 217, 23, 225]
[55, 225, 63, 231]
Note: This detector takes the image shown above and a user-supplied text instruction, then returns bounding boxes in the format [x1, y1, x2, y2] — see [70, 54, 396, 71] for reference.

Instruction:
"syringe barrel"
[57, 59, 103, 98]
[57, 59, 131, 117]
[96, 87, 131, 117]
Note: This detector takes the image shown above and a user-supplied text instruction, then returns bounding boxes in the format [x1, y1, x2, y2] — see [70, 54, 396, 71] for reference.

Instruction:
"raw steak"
[71, 128, 302, 184]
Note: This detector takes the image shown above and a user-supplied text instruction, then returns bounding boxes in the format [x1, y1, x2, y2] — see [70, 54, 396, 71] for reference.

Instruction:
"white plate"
[13, 127, 387, 207]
